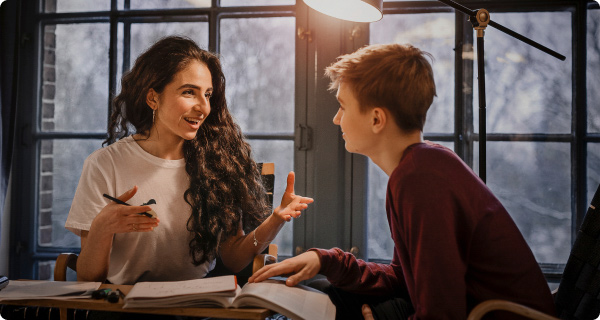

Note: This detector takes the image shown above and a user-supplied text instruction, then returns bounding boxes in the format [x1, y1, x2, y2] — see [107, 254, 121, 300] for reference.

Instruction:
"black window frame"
[6, 0, 599, 283]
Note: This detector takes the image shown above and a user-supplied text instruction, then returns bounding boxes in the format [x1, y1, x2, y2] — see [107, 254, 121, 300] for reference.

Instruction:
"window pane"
[588, 9, 600, 132]
[43, 24, 109, 132]
[46, 0, 110, 13]
[474, 12, 572, 134]
[129, 23, 209, 65]
[220, 0, 295, 6]
[118, 23, 209, 97]
[589, 143, 600, 205]
[483, 142, 571, 264]
[38, 260, 53, 281]
[249, 139, 294, 256]
[129, 0, 210, 10]
[367, 142, 454, 260]
[220, 17, 295, 134]
[367, 160, 392, 260]
[219, 17, 295, 255]
[38, 139, 104, 248]
[38, 260, 77, 281]
[370, 13, 455, 134]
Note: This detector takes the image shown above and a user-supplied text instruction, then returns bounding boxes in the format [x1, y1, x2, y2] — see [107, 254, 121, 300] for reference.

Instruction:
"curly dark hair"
[105, 36, 271, 265]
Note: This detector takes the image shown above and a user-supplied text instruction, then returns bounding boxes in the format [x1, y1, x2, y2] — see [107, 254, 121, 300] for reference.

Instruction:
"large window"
[7, 0, 599, 282]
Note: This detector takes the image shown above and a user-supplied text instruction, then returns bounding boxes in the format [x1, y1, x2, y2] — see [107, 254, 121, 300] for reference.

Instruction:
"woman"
[65, 36, 313, 284]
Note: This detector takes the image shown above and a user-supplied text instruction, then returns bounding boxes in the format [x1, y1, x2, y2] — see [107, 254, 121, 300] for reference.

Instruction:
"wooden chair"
[55, 162, 277, 283]
[468, 183, 600, 320]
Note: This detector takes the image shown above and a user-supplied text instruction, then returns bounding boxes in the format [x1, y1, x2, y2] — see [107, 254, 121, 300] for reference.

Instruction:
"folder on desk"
[0, 280, 101, 300]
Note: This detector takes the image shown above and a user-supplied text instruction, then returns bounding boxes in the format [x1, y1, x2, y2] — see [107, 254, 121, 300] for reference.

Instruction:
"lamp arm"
[435, 0, 565, 61]
[487, 20, 566, 61]
[436, 0, 477, 16]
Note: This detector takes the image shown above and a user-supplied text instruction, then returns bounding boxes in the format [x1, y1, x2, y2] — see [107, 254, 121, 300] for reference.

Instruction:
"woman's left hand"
[274, 171, 314, 222]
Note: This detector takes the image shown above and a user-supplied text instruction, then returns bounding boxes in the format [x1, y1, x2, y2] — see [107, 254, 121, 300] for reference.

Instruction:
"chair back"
[554, 183, 600, 320]
[258, 162, 275, 208]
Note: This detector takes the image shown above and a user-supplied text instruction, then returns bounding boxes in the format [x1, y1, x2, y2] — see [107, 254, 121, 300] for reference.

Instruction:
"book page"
[126, 275, 237, 300]
[123, 275, 239, 308]
[233, 280, 336, 320]
[0, 280, 101, 301]
[123, 287, 240, 309]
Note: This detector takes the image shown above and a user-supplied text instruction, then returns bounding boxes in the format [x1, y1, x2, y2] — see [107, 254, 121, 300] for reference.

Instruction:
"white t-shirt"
[65, 136, 215, 284]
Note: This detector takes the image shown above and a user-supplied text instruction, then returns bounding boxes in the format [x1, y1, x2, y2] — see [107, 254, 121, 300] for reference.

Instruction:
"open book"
[123, 275, 336, 320]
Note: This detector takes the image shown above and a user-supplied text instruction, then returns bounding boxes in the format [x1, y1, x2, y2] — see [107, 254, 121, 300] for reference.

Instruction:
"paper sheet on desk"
[0, 280, 101, 300]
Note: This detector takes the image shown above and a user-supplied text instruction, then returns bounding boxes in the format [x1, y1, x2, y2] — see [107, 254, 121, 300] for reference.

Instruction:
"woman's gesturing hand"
[274, 172, 314, 222]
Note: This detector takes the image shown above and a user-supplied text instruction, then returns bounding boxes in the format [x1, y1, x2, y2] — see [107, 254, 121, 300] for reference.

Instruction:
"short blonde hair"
[325, 43, 436, 132]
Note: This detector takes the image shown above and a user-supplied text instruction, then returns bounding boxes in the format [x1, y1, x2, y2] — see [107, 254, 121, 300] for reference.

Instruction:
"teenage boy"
[249, 43, 556, 320]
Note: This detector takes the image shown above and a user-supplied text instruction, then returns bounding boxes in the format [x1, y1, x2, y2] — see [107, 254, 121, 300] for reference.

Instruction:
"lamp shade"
[303, 0, 383, 23]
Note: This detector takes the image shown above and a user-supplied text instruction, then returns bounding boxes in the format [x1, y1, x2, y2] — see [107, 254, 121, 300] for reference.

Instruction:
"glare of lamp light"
[303, 0, 383, 23]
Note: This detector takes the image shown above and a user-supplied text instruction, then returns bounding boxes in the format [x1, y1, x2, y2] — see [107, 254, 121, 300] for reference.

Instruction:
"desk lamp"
[303, 0, 566, 183]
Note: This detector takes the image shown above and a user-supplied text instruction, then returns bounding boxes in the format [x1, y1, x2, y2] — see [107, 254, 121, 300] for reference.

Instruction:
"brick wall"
[38, 0, 57, 280]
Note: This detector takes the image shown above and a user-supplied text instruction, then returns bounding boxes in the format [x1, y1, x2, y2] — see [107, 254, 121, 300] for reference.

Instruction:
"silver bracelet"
[252, 227, 273, 247]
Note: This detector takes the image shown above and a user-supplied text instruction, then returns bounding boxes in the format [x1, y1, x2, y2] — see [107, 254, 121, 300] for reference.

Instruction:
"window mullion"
[573, 2, 588, 238]
[455, 11, 475, 167]
[108, 2, 118, 131]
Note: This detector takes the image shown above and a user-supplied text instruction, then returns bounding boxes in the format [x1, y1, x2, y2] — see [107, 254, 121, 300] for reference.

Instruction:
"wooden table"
[0, 283, 274, 320]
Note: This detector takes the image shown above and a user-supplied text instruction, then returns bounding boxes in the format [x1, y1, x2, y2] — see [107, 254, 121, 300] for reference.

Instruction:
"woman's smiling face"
[149, 59, 213, 142]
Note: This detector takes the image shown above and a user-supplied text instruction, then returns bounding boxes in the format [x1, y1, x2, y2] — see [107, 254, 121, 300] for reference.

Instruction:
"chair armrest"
[252, 244, 278, 274]
[467, 300, 559, 320]
[54, 253, 78, 281]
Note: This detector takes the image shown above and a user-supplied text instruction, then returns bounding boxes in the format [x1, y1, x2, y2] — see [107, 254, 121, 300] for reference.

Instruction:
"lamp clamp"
[469, 8, 490, 37]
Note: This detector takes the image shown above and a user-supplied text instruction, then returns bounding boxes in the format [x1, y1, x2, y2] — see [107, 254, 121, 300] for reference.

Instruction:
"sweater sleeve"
[311, 247, 407, 297]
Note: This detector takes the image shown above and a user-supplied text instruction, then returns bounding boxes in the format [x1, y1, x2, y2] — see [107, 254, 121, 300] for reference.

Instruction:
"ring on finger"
[132, 224, 137, 231]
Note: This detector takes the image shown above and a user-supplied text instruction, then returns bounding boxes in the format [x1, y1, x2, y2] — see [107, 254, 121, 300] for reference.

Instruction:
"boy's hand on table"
[248, 251, 321, 287]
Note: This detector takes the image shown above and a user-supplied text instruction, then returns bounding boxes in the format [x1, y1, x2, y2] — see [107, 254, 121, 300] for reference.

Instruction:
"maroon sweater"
[314, 142, 556, 319]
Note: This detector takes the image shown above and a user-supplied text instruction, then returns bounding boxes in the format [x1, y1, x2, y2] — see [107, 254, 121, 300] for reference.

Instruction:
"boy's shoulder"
[405, 141, 456, 159]
[395, 141, 473, 181]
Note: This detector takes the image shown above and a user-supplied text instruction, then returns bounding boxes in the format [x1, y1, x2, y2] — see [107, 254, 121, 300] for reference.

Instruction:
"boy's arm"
[249, 247, 406, 297]
[248, 250, 322, 286]
[314, 247, 406, 296]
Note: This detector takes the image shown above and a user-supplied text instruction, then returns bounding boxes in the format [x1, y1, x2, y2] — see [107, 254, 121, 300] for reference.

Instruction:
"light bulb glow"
[303, 0, 383, 23]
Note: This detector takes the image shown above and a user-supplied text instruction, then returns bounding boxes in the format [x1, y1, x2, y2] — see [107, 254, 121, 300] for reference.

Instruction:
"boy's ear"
[371, 107, 387, 134]
[146, 89, 158, 109]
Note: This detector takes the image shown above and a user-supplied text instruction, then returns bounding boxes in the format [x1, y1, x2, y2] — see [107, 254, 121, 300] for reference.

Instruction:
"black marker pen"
[102, 194, 154, 218]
